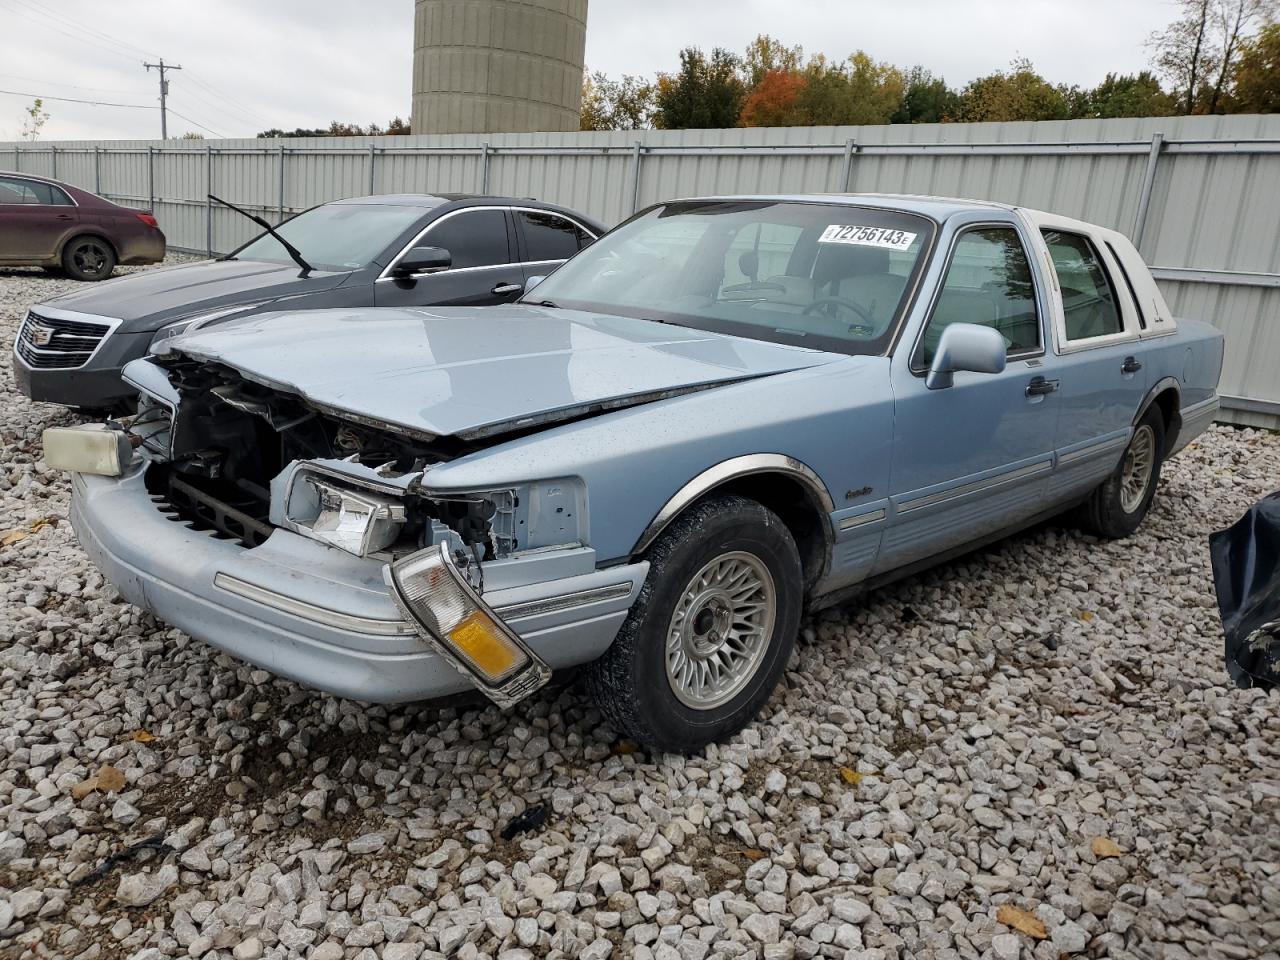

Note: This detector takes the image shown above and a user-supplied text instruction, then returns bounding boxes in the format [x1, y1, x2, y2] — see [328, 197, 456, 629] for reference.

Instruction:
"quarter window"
[919, 226, 1040, 366]
[423, 209, 510, 269]
[518, 211, 592, 262]
[1042, 230, 1124, 341]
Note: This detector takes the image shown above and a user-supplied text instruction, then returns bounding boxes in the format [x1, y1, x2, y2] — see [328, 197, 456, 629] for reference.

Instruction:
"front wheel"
[587, 495, 802, 753]
[1077, 406, 1165, 538]
[62, 236, 116, 281]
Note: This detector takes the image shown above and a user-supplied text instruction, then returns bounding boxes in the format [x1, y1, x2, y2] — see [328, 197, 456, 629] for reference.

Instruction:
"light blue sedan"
[48, 194, 1224, 752]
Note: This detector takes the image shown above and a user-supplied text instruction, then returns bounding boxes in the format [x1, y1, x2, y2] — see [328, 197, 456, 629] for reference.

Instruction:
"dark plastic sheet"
[1210, 490, 1280, 690]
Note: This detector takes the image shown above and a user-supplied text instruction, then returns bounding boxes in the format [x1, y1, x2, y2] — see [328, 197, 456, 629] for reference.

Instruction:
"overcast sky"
[0, 0, 1180, 142]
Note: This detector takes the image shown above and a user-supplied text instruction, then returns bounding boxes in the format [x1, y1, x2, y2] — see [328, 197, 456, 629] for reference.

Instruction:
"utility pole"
[143, 58, 182, 139]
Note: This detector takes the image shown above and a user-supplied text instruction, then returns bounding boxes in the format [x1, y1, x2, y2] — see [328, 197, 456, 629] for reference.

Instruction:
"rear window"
[518, 210, 593, 262]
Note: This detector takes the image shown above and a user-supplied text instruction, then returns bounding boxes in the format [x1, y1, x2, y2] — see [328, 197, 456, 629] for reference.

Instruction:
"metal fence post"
[49, 145, 57, 180]
[1132, 132, 1165, 251]
[94, 146, 101, 194]
[147, 146, 155, 214]
[278, 145, 286, 222]
[206, 145, 214, 258]
[478, 143, 490, 194]
[838, 138, 857, 192]
[368, 143, 377, 194]
[630, 141, 643, 213]
[12, 145, 18, 172]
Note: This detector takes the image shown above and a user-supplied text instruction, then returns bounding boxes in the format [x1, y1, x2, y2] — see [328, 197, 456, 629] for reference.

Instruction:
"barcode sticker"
[818, 225, 917, 250]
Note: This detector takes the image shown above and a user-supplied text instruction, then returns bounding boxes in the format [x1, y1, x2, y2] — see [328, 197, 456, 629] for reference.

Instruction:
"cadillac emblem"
[29, 324, 55, 347]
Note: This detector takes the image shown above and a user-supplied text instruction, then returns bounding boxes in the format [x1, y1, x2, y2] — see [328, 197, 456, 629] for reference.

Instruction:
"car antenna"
[207, 193, 313, 278]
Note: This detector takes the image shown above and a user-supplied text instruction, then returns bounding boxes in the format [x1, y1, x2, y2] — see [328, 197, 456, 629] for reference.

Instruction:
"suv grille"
[15, 311, 112, 369]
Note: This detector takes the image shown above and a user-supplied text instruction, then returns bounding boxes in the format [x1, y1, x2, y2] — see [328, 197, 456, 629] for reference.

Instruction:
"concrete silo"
[412, 0, 589, 134]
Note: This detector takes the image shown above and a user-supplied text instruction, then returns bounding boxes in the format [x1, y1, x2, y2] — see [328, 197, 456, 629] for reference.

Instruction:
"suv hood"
[40, 258, 350, 330]
[167, 304, 837, 440]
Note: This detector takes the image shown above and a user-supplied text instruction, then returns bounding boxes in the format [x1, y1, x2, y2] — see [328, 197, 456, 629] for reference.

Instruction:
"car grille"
[15, 310, 112, 369]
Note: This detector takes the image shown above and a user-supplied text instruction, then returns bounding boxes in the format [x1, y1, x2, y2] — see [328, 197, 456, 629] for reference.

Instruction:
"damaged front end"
[1210, 490, 1280, 691]
[45, 353, 594, 706]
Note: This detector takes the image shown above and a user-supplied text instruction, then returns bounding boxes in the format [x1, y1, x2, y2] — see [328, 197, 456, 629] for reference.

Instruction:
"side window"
[422, 209, 509, 269]
[0, 177, 39, 205]
[919, 226, 1039, 366]
[1042, 230, 1124, 341]
[519, 211, 591, 262]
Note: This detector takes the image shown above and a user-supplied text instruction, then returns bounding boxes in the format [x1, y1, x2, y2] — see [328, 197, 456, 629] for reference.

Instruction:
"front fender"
[422, 356, 895, 565]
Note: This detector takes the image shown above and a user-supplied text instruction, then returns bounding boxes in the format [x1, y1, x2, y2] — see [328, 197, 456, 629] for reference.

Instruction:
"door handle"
[491, 282, 523, 296]
[1121, 356, 1142, 374]
[56, 214, 74, 220]
[1026, 376, 1060, 397]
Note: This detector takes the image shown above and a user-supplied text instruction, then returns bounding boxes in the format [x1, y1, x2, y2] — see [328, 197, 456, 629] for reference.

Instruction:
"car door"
[1032, 223, 1150, 503]
[0, 176, 78, 261]
[374, 206, 525, 307]
[874, 219, 1060, 574]
[512, 208, 598, 287]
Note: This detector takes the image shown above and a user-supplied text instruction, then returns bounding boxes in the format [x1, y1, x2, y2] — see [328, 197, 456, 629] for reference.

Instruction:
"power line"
[0, 87, 155, 109]
[0, 0, 142, 65]
[166, 106, 225, 139]
[143, 58, 181, 138]
[0, 72, 151, 97]
[6, 0, 157, 60]
[182, 70, 274, 127]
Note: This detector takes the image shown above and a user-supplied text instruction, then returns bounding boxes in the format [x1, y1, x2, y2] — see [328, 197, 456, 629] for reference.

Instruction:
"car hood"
[167, 304, 838, 440]
[39, 258, 351, 330]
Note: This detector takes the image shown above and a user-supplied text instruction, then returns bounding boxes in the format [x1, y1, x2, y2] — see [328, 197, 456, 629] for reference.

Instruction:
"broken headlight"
[283, 472, 406, 557]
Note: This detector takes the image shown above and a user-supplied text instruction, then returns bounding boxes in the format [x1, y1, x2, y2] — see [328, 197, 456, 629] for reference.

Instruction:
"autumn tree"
[796, 52, 905, 125]
[957, 59, 1072, 121]
[743, 34, 803, 88]
[1082, 72, 1176, 117]
[654, 47, 745, 129]
[739, 69, 808, 126]
[580, 71, 655, 130]
[892, 67, 960, 123]
[1231, 21, 1280, 111]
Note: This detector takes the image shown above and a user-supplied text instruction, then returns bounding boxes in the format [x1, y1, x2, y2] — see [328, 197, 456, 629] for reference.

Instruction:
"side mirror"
[926, 323, 1007, 390]
[392, 245, 451, 278]
[525, 275, 548, 292]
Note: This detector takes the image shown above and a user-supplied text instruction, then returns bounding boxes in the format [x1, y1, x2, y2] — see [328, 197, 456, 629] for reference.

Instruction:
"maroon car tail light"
[136, 212, 159, 228]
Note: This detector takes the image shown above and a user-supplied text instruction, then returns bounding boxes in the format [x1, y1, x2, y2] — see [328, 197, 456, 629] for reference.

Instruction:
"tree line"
[582, 1, 1280, 130]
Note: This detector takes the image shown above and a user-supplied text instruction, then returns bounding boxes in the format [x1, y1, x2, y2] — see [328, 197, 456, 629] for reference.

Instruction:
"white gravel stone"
[0, 259, 1277, 960]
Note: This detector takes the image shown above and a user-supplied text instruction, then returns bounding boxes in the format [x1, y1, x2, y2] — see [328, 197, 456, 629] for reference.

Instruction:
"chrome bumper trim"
[213, 572, 418, 636]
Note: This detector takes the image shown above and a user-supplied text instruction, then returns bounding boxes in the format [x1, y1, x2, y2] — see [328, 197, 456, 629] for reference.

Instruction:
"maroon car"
[0, 172, 165, 281]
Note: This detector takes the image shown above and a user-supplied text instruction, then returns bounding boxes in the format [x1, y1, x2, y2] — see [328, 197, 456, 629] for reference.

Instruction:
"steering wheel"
[802, 295, 877, 327]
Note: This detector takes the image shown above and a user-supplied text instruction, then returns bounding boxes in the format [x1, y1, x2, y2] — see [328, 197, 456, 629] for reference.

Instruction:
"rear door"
[1026, 215, 1148, 502]
[513, 208, 598, 287]
[374, 206, 525, 307]
[0, 176, 78, 261]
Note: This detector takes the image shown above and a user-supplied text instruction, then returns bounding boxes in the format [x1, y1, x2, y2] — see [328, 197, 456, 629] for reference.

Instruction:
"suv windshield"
[233, 203, 425, 271]
[527, 200, 935, 355]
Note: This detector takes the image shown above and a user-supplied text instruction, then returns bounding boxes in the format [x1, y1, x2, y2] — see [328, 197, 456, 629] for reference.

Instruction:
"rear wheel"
[1077, 405, 1165, 538]
[587, 495, 802, 753]
[62, 236, 116, 281]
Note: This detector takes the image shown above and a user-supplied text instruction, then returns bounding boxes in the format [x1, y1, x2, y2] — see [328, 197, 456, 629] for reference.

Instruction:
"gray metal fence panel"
[4, 114, 1279, 426]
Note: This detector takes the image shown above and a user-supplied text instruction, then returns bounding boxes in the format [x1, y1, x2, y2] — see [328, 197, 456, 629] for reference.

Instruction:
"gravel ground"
[1, 259, 1278, 960]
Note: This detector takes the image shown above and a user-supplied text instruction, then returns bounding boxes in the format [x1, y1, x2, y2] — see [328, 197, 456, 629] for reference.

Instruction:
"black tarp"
[1210, 490, 1280, 690]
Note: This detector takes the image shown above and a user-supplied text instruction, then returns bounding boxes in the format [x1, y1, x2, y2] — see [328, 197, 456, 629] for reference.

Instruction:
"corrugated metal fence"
[3, 114, 1279, 426]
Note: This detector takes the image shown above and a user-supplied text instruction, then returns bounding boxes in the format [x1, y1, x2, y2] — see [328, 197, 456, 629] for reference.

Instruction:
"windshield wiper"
[531, 299, 559, 308]
[207, 193, 313, 278]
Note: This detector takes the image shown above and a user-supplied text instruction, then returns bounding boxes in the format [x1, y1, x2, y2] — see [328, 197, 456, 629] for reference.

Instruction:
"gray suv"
[13, 193, 602, 409]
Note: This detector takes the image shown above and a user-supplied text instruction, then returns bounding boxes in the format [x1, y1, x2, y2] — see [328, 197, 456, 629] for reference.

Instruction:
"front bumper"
[70, 465, 647, 704]
[13, 325, 154, 408]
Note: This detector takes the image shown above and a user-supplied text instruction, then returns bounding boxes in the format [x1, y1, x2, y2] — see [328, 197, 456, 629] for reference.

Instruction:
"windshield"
[526, 200, 935, 355]
[232, 203, 425, 271]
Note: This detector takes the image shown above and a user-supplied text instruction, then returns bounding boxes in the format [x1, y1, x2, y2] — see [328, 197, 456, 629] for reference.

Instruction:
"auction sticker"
[818, 224, 917, 250]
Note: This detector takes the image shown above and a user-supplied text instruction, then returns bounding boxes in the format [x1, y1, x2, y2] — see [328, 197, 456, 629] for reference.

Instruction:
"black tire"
[61, 236, 116, 281]
[1077, 405, 1165, 538]
[586, 494, 802, 754]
